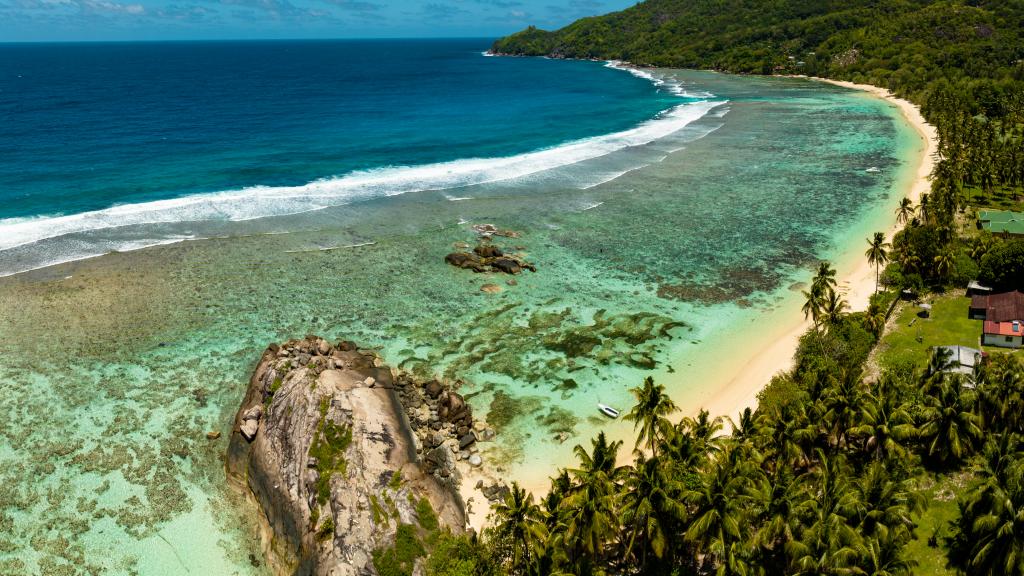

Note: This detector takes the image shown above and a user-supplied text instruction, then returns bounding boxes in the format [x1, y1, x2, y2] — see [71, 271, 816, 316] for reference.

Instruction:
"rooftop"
[933, 345, 982, 366]
[985, 320, 1024, 337]
[972, 291, 1024, 323]
[979, 210, 1024, 235]
[979, 209, 1024, 222]
[932, 345, 983, 375]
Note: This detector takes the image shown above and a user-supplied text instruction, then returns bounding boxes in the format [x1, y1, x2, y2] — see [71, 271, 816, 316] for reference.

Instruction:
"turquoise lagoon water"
[0, 43, 920, 574]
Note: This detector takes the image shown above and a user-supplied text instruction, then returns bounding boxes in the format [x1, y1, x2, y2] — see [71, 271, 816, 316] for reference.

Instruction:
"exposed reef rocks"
[445, 238, 536, 275]
[471, 223, 519, 238]
[227, 336, 481, 576]
[389, 370, 496, 475]
[656, 264, 793, 305]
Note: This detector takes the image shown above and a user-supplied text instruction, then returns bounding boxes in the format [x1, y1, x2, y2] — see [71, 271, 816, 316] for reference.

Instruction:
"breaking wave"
[0, 65, 726, 276]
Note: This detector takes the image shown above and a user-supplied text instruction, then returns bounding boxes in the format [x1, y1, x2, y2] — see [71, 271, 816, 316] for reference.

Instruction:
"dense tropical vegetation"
[492, 1, 1024, 90]
[424, 306, 1024, 575]
[426, 2, 1024, 574]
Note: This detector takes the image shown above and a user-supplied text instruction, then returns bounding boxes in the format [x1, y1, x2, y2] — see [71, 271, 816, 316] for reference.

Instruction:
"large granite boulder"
[227, 337, 466, 576]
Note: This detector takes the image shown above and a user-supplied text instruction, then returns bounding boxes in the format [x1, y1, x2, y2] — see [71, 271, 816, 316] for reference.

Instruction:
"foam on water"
[605, 61, 717, 99]
[0, 98, 724, 277]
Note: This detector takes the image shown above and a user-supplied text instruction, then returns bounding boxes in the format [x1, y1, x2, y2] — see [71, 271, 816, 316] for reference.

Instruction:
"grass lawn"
[964, 184, 1024, 212]
[874, 293, 1003, 370]
[904, 470, 974, 575]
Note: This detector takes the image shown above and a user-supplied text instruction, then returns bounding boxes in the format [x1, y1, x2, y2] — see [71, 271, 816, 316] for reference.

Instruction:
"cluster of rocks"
[445, 241, 537, 275]
[471, 223, 520, 238]
[239, 405, 262, 440]
[476, 480, 512, 504]
[391, 372, 497, 486]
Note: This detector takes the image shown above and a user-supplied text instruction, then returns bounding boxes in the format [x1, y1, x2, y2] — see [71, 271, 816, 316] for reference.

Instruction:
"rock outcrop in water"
[445, 240, 537, 275]
[227, 336, 474, 576]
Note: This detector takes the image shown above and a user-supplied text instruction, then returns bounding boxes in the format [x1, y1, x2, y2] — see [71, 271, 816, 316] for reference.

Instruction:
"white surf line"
[0, 100, 721, 256]
[0, 253, 107, 279]
[604, 60, 716, 98]
[284, 241, 376, 254]
[580, 114, 727, 190]
[0, 235, 198, 278]
[582, 163, 657, 190]
[0, 59, 726, 279]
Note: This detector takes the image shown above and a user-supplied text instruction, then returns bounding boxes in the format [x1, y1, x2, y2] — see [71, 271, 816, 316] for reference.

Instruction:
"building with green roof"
[979, 210, 1024, 236]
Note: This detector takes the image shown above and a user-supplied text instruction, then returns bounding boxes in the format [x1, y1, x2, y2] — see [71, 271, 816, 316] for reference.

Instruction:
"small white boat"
[865, 167, 881, 173]
[598, 403, 620, 419]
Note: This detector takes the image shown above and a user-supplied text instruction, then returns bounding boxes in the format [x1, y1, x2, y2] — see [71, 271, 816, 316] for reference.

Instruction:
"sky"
[0, 0, 635, 42]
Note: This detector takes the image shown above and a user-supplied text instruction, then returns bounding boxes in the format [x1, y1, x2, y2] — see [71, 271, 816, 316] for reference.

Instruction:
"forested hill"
[492, 0, 1024, 102]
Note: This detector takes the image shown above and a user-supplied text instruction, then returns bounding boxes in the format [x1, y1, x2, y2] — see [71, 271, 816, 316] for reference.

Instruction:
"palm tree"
[863, 530, 918, 576]
[662, 425, 707, 471]
[492, 482, 549, 571]
[895, 198, 915, 226]
[977, 354, 1024, 434]
[855, 461, 923, 539]
[919, 375, 983, 467]
[728, 407, 759, 445]
[789, 451, 865, 575]
[751, 467, 801, 574]
[822, 367, 862, 450]
[624, 376, 678, 456]
[926, 346, 958, 381]
[619, 454, 685, 570]
[821, 289, 849, 328]
[561, 432, 624, 573]
[683, 445, 758, 575]
[865, 232, 890, 293]
[863, 302, 887, 338]
[542, 469, 570, 524]
[951, 437, 1024, 575]
[758, 402, 813, 471]
[970, 234, 994, 262]
[963, 485, 1024, 576]
[813, 261, 838, 294]
[900, 247, 922, 277]
[681, 409, 726, 457]
[802, 283, 825, 325]
[573, 431, 623, 478]
[933, 247, 958, 281]
[853, 377, 916, 462]
[919, 193, 930, 225]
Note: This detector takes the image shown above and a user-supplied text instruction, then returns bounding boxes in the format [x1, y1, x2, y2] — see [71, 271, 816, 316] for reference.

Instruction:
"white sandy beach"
[693, 78, 939, 422]
[458, 77, 941, 532]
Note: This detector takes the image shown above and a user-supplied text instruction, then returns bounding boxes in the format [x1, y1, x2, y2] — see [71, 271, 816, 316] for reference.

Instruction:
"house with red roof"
[971, 291, 1024, 348]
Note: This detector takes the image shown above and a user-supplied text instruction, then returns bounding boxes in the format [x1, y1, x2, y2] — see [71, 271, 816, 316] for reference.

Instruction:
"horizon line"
[0, 35, 505, 45]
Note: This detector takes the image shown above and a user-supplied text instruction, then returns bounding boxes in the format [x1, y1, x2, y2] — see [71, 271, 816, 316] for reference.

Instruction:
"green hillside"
[493, 0, 1024, 102]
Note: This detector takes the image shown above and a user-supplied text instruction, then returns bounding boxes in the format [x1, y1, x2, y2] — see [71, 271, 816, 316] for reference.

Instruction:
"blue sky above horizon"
[0, 0, 635, 42]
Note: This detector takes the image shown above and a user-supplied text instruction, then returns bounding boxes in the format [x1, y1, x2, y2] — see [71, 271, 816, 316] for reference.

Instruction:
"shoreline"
[457, 75, 940, 532]
[689, 77, 937, 422]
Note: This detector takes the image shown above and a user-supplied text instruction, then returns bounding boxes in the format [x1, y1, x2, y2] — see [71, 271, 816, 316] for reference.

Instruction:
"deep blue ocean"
[0, 39, 676, 220]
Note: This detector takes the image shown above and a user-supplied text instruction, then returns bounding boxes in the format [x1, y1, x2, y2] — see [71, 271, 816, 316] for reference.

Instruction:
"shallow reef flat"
[0, 71, 918, 574]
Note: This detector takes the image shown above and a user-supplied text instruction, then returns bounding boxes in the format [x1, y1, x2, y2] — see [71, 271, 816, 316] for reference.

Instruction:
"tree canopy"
[493, 0, 1024, 105]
